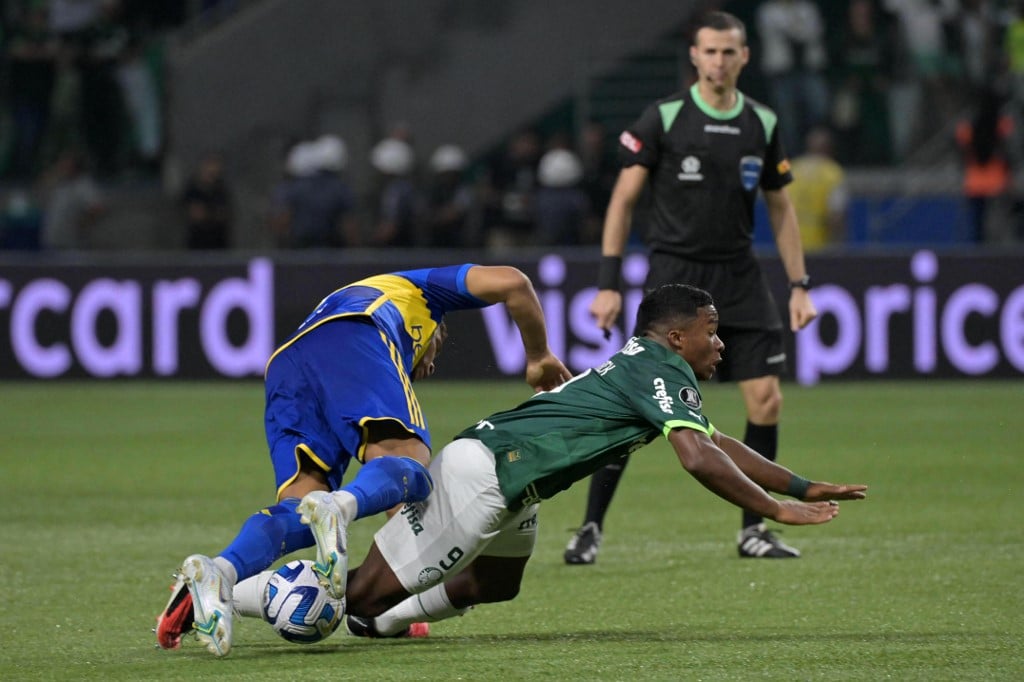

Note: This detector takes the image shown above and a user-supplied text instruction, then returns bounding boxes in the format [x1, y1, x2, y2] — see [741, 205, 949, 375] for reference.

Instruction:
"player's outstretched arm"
[712, 430, 868, 501]
[803, 482, 868, 502]
[464, 265, 571, 391]
[669, 428, 782, 519]
[669, 428, 854, 526]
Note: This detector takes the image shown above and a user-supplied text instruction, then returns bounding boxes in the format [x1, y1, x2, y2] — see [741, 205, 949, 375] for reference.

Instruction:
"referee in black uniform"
[565, 10, 818, 563]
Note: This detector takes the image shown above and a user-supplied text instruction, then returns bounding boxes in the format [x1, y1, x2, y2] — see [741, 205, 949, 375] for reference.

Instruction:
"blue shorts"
[264, 319, 429, 498]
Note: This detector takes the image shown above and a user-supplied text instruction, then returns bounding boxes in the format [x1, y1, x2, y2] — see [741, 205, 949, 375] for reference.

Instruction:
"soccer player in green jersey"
[298, 283, 867, 637]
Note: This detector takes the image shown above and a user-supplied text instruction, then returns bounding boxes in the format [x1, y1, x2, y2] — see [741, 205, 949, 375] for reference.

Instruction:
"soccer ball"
[260, 559, 344, 644]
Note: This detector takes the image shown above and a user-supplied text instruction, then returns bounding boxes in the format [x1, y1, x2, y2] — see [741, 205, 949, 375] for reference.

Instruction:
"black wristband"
[597, 255, 623, 291]
[788, 275, 812, 290]
[786, 475, 811, 499]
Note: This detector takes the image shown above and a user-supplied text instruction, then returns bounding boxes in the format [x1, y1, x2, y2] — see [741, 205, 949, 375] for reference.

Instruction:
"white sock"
[372, 584, 470, 636]
[331, 490, 359, 524]
[232, 572, 273, 618]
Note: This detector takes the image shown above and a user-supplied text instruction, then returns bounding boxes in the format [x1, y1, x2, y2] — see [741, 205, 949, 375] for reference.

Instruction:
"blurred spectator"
[831, 0, 893, 165]
[181, 152, 231, 249]
[955, 88, 1014, 243]
[756, 0, 830, 156]
[423, 144, 478, 248]
[115, 36, 162, 171]
[0, 187, 44, 250]
[534, 148, 592, 246]
[38, 148, 106, 250]
[368, 137, 420, 246]
[44, 40, 85, 165]
[272, 136, 358, 249]
[882, 0, 959, 159]
[482, 129, 541, 248]
[957, 0, 1003, 98]
[6, 1, 58, 179]
[578, 120, 618, 224]
[1006, 1, 1024, 113]
[788, 126, 848, 251]
[77, 0, 129, 177]
[49, 0, 104, 37]
[267, 138, 311, 245]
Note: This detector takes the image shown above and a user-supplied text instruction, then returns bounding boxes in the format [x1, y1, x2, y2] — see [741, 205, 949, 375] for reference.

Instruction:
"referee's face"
[690, 27, 749, 95]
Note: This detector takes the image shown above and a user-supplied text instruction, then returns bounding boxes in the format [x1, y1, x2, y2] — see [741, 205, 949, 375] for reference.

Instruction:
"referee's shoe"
[563, 521, 602, 565]
[737, 523, 800, 558]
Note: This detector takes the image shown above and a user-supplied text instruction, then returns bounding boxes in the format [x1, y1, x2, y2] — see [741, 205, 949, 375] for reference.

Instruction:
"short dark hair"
[635, 284, 714, 336]
[691, 10, 747, 46]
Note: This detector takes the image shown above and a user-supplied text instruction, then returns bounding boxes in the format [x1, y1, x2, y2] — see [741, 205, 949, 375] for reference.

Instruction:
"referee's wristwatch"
[788, 275, 812, 291]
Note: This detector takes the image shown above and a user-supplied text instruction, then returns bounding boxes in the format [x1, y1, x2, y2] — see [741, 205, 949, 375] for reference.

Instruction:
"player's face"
[412, 321, 448, 382]
[689, 27, 748, 94]
[680, 306, 724, 381]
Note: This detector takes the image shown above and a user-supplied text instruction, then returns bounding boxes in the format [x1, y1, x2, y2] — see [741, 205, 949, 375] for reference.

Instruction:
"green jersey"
[455, 337, 716, 510]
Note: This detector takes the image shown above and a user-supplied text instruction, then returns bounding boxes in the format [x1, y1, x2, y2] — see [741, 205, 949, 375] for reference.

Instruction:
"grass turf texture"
[1, 380, 1020, 681]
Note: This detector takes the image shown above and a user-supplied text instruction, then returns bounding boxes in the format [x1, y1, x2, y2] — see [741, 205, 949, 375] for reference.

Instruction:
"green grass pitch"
[1, 379, 1021, 681]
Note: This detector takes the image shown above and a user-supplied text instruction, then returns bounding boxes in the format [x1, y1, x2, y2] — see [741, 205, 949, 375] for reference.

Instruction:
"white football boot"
[297, 491, 349, 600]
[179, 554, 234, 656]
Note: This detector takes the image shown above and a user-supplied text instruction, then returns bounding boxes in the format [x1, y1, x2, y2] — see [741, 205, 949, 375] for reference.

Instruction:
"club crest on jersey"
[677, 155, 703, 182]
[739, 156, 763, 191]
[679, 386, 702, 409]
[620, 131, 643, 153]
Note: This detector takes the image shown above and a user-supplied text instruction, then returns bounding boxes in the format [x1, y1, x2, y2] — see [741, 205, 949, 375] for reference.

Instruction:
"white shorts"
[373, 438, 539, 594]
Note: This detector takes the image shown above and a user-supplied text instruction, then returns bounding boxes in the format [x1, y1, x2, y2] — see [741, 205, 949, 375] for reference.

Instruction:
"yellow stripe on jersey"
[381, 329, 425, 429]
[356, 275, 437, 366]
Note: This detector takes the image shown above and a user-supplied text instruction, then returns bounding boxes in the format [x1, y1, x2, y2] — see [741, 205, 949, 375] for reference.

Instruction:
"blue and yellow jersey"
[268, 264, 489, 374]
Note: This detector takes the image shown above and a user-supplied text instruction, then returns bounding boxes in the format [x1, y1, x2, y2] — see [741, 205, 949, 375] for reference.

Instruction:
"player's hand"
[772, 499, 842, 525]
[525, 351, 573, 392]
[590, 289, 623, 335]
[789, 287, 817, 332]
[803, 482, 868, 502]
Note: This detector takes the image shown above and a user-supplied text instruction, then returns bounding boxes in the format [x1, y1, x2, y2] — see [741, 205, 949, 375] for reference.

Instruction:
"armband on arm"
[785, 474, 811, 499]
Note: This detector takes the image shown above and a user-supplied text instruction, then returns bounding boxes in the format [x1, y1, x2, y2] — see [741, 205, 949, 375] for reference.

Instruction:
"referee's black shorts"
[645, 250, 788, 382]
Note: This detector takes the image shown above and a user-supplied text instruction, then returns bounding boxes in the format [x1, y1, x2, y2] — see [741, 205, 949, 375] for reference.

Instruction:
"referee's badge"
[739, 156, 763, 191]
[679, 386, 702, 409]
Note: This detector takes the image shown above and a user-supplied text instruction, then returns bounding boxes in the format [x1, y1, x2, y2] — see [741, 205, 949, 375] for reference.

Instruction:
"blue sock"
[219, 498, 313, 581]
[341, 456, 433, 520]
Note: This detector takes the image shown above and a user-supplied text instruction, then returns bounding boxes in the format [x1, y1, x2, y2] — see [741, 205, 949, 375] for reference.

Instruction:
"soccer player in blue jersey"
[296, 283, 865, 638]
[155, 263, 571, 656]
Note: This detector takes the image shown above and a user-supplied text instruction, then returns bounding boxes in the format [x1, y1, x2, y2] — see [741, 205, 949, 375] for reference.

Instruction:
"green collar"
[690, 83, 744, 120]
